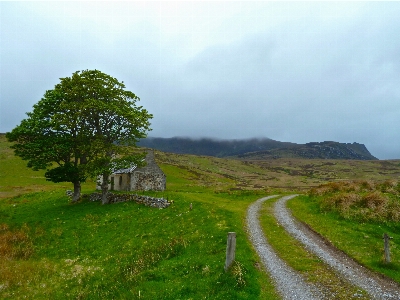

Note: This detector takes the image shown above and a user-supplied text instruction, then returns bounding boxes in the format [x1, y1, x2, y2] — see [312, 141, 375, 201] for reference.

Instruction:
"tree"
[6, 89, 88, 202]
[7, 70, 152, 204]
[56, 70, 153, 204]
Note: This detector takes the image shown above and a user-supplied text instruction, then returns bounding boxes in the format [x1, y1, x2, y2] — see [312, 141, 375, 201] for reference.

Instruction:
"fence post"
[225, 232, 236, 272]
[383, 233, 391, 263]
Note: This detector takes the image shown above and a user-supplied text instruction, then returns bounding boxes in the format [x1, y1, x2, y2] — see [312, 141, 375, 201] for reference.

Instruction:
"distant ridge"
[138, 137, 378, 160]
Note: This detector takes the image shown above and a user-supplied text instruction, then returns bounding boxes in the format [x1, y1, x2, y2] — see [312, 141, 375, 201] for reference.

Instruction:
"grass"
[258, 197, 370, 299]
[155, 148, 400, 192]
[309, 180, 400, 222]
[288, 192, 400, 283]
[3, 132, 400, 298]
[0, 135, 279, 299]
[1, 189, 281, 299]
[0, 134, 83, 199]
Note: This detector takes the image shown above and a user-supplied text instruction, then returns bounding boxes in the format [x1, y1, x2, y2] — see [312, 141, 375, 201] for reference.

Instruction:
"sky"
[1, 2, 400, 159]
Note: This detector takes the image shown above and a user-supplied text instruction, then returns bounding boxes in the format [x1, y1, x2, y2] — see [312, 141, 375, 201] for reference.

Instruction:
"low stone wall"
[86, 192, 171, 209]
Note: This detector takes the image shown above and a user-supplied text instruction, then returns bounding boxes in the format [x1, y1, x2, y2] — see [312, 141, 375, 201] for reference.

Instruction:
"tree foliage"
[7, 69, 152, 203]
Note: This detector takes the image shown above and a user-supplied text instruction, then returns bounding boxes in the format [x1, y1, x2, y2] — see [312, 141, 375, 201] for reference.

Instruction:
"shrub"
[362, 191, 388, 210]
[316, 182, 400, 222]
[380, 179, 399, 195]
[310, 181, 367, 197]
[388, 200, 400, 222]
[359, 180, 376, 192]
[322, 193, 362, 219]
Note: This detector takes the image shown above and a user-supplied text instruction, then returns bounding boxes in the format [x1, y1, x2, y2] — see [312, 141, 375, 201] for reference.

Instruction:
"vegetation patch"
[288, 190, 400, 283]
[259, 198, 369, 299]
[4, 132, 400, 297]
[309, 180, 400, 222]
[0, 145, 277, 300]
[0, 223, 33, 260]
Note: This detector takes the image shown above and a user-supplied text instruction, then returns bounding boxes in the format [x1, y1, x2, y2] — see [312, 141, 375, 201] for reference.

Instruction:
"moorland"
[1, 133, 400, 299]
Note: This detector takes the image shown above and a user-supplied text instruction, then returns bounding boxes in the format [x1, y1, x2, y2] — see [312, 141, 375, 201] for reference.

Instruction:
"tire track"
[274, 195, 400, 300]
[246, 195, 324, 300]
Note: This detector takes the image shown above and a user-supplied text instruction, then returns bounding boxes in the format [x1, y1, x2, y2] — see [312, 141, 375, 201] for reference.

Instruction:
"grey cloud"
[2, 2, 400, 159]
[146, 7, 400, 159]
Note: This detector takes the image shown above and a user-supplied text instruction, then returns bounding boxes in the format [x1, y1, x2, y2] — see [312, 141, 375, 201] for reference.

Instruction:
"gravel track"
[273, 195, 400, 300]
[246, 195, 324, 300]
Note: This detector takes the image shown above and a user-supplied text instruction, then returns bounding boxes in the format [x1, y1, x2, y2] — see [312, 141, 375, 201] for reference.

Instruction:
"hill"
[138, 137, 378, 160]
[1, 133, 400, 298]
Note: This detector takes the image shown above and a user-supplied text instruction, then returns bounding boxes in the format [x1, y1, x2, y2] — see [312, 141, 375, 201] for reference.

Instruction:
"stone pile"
[87, 192, 171, 209]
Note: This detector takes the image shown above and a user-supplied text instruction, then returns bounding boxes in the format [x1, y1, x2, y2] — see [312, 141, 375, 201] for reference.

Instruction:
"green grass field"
[288, 192, 400, 283]
[258, 197, 369, 299]
[0, 135, 279, 299]
[1, 133, 400, 299]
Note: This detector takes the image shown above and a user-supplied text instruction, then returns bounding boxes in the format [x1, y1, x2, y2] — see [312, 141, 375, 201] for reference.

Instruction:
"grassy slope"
[2, 133, 400, 298]
[258, 197, 370, 299]
[0, 135, 67, 199]
[156, 151, 400, 193]
[287, 195, 400, 283]
[0, 135, 279, 299]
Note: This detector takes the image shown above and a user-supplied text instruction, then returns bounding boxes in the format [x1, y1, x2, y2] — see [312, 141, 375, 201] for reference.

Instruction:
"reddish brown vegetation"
[0, 224, 33, 260]
[309, 180, 400, 222]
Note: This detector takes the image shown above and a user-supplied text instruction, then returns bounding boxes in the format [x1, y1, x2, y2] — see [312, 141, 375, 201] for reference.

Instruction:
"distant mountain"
[238, 141, 378, 160]
[138, 137, 378, 160]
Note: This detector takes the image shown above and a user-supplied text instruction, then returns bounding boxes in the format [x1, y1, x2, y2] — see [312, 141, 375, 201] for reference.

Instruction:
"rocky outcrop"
[238, 141, 377, 160]
[296, 142, 377, 160]
[138, 137, 378, 160]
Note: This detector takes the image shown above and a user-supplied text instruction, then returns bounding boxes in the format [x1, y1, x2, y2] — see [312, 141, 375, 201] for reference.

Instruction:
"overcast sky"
[1, 2, 400, 159]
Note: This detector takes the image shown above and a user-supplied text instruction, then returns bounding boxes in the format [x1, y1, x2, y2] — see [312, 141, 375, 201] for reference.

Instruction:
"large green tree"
[7, 70, 152, 204]
[64, 70, 152, 204]
[6, 88, 88, 202]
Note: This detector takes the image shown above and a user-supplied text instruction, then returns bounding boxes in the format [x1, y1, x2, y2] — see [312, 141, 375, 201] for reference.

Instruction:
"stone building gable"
[131, 151, 166, 191]
[135, 151, 164, 174]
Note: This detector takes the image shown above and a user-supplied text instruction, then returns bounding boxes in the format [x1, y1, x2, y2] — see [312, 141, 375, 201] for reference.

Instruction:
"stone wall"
[130, 151, 166, 191]
[131, 171, 166, 191]
[86, 192, 171, 209]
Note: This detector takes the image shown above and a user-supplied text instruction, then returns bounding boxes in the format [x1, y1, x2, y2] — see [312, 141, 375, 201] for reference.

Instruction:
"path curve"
[246, 195, 324, 300]
[274, 195, 400, 300]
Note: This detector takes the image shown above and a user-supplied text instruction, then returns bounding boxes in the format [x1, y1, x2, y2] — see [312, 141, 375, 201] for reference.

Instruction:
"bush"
[315, 181, 400, 222]
[362, 191, 388, 210]
[322, 193, 361, 219]
[309, 181, 366, 196]
[359, 180, 376, 192]
[388, 201, 400, 222]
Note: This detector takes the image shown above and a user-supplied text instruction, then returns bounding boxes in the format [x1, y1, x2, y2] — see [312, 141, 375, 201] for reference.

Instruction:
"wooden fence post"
[383, 233, 391, 263]
[225, 232, 236, 272]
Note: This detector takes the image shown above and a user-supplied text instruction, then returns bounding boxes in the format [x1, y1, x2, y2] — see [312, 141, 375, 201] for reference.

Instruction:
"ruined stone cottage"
[97, 151, 166, 191]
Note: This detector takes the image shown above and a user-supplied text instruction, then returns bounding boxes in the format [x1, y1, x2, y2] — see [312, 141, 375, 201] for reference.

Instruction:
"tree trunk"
[80, 154, 87, 165]
[101, 173, 110, 205]
[72, 181, 81, 202]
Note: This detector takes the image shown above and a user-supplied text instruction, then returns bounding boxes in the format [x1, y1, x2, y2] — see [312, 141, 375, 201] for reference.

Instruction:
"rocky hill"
[238, 141, 377, 160]
[138, 137, 378, 160]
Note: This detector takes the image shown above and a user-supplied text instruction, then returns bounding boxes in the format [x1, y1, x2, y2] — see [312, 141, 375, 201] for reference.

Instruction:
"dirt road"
[246, 196, 323, 299]
[247, 195, 400, 299]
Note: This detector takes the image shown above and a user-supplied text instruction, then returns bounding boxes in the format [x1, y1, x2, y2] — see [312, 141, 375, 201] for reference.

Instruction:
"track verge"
[274, 195, 400, 300]
[246, 195, 324, 300]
